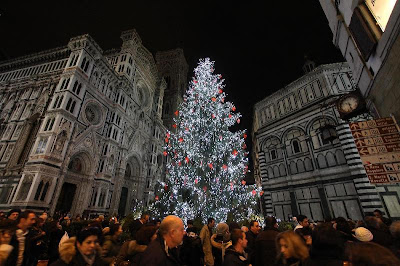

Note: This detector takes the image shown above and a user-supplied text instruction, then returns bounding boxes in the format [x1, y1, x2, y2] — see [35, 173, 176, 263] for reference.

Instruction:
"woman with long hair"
[276, 231, 309, 266]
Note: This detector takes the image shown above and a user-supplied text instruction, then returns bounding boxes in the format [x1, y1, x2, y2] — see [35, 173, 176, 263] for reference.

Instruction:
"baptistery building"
[0, 29, 188, 217]
[252, 62, 393, 221]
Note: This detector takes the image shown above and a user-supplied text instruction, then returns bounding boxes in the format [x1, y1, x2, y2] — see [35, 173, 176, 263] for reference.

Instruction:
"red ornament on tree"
[164, 185, 168, 191]
[208, 163, 213, 169]
[260, 191, 264, 196]
[166, 132, 170, 138]
[155, 196, 159, 201]
[241, 180, 246, 185]
[237, 119, 241, 124]
[222, 164, 228, 170]
[165, 137, 169, 143]
[195, 178, 198, 184]
[178, 161, 182, 166]
[218, 89, 223, 94]
[179, 138, 183, 143]
[185, 127, 189, 131]
[203, 186, 207, 192]
[242, 143, 247, 149]
[228, 114, 232, 118]
[163, 151, 167, 156]
[211, 97, 216, 102]
[221, 98, 225, 103]
[194, 80, 198, 84]
[252, 190, 256, 196]
[211, 114, 215, 119]
[232, 106, 236, 111]
[185, 157, 189, 163]
[232, 149, 238, 156]
[174, 110, 179, 116]
[243, 133, 247, 139]
[172, 124, 177, 128]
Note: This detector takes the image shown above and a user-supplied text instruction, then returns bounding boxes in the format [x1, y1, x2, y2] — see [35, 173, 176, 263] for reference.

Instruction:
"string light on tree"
[150, 58, 261, 222]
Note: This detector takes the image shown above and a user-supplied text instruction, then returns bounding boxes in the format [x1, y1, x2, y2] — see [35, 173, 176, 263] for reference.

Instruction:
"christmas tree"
[151, 58, 261, 223]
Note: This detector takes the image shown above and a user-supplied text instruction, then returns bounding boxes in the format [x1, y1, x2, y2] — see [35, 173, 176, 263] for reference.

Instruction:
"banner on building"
[349, 117, 400, 184]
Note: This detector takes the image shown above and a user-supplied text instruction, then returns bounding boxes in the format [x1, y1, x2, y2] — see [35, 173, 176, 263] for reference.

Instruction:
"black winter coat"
[139, 235, 181, 266]
[254, 228, 280, 266]
[5, 229, 34, 266]
[223, 247, 249, 266]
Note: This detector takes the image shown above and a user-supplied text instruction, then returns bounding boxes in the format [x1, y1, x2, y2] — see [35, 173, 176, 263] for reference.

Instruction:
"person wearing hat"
[353, 227, 373, 242]
[211, 223, 232, 266]
[7, 209, 21, 223]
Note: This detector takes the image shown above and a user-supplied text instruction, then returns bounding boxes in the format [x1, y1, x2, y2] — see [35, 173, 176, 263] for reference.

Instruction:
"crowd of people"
[0, 208, 399, 266]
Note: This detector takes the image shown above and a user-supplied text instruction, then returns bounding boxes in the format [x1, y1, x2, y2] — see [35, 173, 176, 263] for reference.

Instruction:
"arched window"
[34, 181, 44, 200]
[52, 96, 59, 109]
[40, 182, 49, 201]
[290, 161, 298, 174]
[101, 80, 106, 92]
[261, 137, 281, 163]
[285, 129, 307, 156]
[267, 167, 274, 178]
[76, 84, 82, 96]
[81, 57, 86, 69]
[326, 152, 337, 167]
[84, 60, 90, 72]
[273, 166, 280, 177]
[310, 118, 339, 149]
[297, 159, 305, 173]
[336, 150, 347, 165]
[17, 175, 33, 201]
[56, 96, 64, 108]
[270, 149, 277, 160]
[317, 154, 327, 169]
[72, 81, 79, 93]
[279, 164, 286, 176]
[125, 164, 131, 179]
[292, 140, 301, 154]
[304, 157, 313, 171]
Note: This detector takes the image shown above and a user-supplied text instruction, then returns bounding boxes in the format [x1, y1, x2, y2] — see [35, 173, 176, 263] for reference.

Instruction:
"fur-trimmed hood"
[127, 240, 147, 255]
[58, 237, 102, 264]
[211, 234, 232, 250]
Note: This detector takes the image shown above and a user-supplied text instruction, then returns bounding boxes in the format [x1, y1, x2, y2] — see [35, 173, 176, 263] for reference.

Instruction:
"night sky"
[0, 1, 344, 170]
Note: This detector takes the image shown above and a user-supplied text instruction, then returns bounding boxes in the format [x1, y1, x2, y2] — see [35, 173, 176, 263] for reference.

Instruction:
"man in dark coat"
[130, 213, 149, 239]
[140, 215, 184, 265]
[6, 210, 36, 266]
[223, 229, 249, 266]
[255, 216, 280, 266]
[245, 220, 260, 264]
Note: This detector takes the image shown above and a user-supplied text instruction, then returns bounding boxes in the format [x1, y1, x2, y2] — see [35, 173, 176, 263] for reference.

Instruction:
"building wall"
[253, 63, 387, 221]
[0, 29, 187, 217]
[319, 0, 400, 120]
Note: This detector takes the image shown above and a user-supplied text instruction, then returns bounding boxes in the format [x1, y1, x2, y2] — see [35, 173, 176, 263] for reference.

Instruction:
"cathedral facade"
[252, 62, 393, 221]
[0, 29, 188, 217]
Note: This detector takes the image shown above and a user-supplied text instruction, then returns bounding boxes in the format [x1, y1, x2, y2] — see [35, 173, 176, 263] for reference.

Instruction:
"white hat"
[353, 227, 373, 242]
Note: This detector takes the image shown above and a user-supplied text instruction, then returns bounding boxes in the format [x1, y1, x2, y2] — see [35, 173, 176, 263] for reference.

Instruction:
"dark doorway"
[118, 187, 128, 216]
[55, 182, 77, 214]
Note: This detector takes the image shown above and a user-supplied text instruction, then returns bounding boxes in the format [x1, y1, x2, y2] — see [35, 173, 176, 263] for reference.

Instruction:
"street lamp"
[319, 123, 338, 143]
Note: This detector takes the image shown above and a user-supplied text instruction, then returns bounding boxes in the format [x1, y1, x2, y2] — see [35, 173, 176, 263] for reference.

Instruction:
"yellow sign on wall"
[365, 0, 398, 31]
